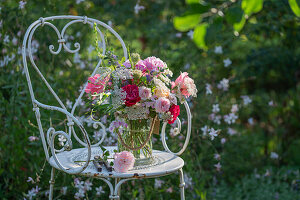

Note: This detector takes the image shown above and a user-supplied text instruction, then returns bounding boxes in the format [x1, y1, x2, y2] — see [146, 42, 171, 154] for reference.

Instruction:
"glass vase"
[117, 118, 153, 166]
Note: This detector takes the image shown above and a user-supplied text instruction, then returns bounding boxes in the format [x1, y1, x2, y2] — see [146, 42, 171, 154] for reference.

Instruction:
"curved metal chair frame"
[22, 15, 192, 200]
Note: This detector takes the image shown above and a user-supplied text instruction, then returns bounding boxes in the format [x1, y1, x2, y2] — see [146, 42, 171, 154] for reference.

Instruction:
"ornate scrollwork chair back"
[22, 15, 128, 174]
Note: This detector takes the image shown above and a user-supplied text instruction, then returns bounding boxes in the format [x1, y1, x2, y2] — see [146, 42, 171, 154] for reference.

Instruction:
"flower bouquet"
[85, 51, 197, 168]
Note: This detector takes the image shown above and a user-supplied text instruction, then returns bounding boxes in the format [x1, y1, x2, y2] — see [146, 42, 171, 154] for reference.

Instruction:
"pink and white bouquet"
[85, 52, 197, 171]
[85, 52, 197, 124]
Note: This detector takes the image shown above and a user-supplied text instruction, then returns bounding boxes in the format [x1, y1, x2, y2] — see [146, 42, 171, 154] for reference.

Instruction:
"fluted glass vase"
[117, 118, 153, 166]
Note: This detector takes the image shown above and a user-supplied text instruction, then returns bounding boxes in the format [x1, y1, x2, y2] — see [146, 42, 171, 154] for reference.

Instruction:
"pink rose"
[139, 86, 152, 100]
[168, 105, 180, 124]
[155, 97, 170, 113]
[113, 151, 135, 173]
[85, 74, 108, 98]
[122, 84, 141, 107]
[171, 72, 197, 98]
[143, 56, 167, 72]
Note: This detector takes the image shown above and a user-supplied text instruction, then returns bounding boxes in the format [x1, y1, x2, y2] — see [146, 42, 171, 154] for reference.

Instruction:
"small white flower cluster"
[60, 186, 68, 195]
[30, 40, 40, 54]
[76, 115, 94, 127]
[134, 1, 145, 14]
[163, 68, 173, 77]
[212, 104, 220, 113]
[184, 173, 193, 189]
[187, 30, 194, 39]
[58, 135, 67, 146]
[209, 113, 222, 125]
[0, 54, 16, 68]
[93, 129, 106, 141]
[206, 83, 212, 95]
[112, 86, 127, 109]
[27, 177, 35, 184]
[76, 0, 85, 4]
[224, 113, 238, 124]
[201, 125, 219, 140]
[113, 67, 133, 80]
[3, 34, 10, 43]
[154, 179, 164, 189]
[125, 104, 150, 120]
[231, 104, 239, 113]
[153, 76, 167, 89]
[66, 99, 73, 109]
[169, 127, 180, 137]
[223, 58, 232, 67]
[74, 52, 86, 69]
[248, 117, 254, 125]
[270, 152, 279, 159]
[214, 46, 223, 54]
[217, 78, 229, 91]
[74, 178, 92, 200]
[28, 136, 39, 142]
[19, 1, 27, 9]
[227, 128, 237, 136]
[214, 153, 221, 161]
[158, 73, 171, 85]
[25, 186, 40, 200]
[214, 162, 222, 171]
[104, 135, 117, 145]
[87, 45, 95, 54]
[95, 186, 105, 196]
[241, 95, 252, 105]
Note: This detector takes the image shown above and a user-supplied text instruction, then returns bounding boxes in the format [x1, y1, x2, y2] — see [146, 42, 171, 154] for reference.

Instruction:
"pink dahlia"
[143, 56, 167, 72]
[113, 151, 135, 173]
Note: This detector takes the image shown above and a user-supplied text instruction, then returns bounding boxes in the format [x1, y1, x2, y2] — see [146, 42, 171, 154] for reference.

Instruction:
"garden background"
[1, 0, 300, 199]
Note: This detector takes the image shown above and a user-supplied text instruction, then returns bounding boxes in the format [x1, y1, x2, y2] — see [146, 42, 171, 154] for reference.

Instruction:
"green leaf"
[174, 14, 201, 32]
[186, 0, 199, 4]
[226, 6, 244, 24]
[241, 0, 264, 15]
[206, 17, 223, 44]
[233, 14, 246, 32]
[193, 23, 208, 50]
[289, 0, 300, 17]
[187, 4, 210, 14]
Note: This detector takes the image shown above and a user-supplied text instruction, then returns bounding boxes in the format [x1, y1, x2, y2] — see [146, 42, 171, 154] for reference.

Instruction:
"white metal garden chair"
[22, 15, 192, 200]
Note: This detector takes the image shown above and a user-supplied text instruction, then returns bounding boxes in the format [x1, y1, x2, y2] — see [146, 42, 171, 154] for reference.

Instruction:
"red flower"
[168, 105, 180, 124]
[122, 84, 141, 107]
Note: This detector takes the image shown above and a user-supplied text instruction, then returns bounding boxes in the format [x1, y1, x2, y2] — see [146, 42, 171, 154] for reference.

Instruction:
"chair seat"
[49, 146, 184, 178]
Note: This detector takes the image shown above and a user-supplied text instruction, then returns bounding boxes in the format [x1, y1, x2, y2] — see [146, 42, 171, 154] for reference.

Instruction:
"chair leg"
[115, 178, 121, 199]
[178, 168, 185, 200]
[49, 167, 55, 200]
[109, 178, 121, 200]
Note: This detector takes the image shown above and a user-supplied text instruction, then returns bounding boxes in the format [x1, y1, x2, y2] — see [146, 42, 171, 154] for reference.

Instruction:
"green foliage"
[241, 0, 264, 15]
[174, 0, 300, 50]
[174, 14, 201, 31]
[211, 167, 300, 200]
[289, 0, 300, 17]
[193, 23, 208, 49]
